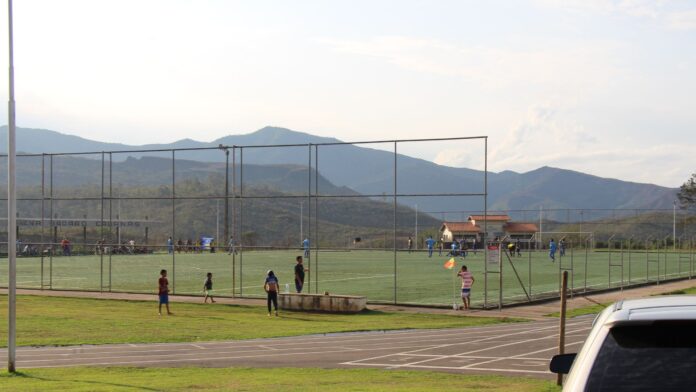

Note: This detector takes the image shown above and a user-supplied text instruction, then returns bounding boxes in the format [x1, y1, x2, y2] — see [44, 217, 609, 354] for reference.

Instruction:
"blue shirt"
[451, 243, 457, 250]
[425, 238, 435, 249]
[550, 241, 557, 252]
[303, 239, 309, 249]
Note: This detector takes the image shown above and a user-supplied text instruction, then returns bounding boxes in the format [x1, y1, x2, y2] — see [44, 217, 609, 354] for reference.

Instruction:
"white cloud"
[431, 102, 691, 187]
[319, 35, 621, 90]
[489, 103, 598, 170]
[536, 0, 696, 31]
[667, 9, 696, 30]
[534, 0, 664, 17]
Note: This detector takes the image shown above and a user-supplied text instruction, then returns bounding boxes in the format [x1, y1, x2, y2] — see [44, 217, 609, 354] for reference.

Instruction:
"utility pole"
[300, 201, 303, 242]
[7, 0, 17, 373]
[216, 199, 220, 243]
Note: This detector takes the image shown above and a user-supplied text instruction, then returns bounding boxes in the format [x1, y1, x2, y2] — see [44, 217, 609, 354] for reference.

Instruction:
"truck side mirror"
[550, 353, 577, 374]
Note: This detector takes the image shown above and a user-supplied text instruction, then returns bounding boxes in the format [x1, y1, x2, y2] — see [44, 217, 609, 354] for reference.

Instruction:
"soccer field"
[0, 247, 693, 307]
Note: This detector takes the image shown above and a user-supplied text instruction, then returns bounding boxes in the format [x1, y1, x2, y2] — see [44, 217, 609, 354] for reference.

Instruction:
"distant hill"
[0, 125, 679, 219]
[7, 176, 440, 248]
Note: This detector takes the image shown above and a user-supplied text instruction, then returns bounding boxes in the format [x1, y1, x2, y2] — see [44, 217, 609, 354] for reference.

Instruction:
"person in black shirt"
[294, 256, 308, 293]
[203, 272, 215, 303]
[264, 270, 279, 316]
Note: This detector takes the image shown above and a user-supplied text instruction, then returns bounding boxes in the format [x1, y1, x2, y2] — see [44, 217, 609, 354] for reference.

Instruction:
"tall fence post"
[483, 137, 488, 308]
[107, 153, 113, 291]
[393, 141, 398, 304]
[171, 150, 175, 294]
[49, 154, 53, 289]
[224, 148, 229, 245]
[528, 238, 532, 298]
[557, 270, 568, 387]
[627, 238, 632, 284]
[232, 146, 237, 297]
[239, 147, 244, 296]
[315, 145, 319, 294]
[40, 154, 45, 289]
[498, 241, 503, 310]
[100, 152, 105, 292]
[583, 237, 588, 293]
[307, 144, 312, 293]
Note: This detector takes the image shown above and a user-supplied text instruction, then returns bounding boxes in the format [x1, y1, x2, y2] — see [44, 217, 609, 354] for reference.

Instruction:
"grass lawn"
[0, 295, 519, 347]
[546, 284, 696, 318]
[0, 367, 560, 392]
[546, 303, 607, 318]
[659, 286, 696, 295]
[0, 248, 691, 307]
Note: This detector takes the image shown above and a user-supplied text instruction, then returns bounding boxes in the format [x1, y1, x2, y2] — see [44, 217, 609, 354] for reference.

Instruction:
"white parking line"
[343, 319, 589, 366]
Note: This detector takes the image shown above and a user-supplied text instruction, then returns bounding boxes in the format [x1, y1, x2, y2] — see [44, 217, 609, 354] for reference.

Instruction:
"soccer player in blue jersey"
[425, 236, 435, 257]
[302, 238, 310, 258]
[549, 238, 557, 262]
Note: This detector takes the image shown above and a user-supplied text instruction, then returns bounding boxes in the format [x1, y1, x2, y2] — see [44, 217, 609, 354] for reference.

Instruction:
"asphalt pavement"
[0, 316, 594, 378]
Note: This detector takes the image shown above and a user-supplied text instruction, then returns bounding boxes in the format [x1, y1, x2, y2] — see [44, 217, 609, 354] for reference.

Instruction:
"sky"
[0, 0, 694, 187]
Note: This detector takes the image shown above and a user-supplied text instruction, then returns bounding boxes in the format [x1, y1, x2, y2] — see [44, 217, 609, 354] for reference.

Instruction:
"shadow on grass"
[658, 289, 687, 295]
[1, 370, 162, 392]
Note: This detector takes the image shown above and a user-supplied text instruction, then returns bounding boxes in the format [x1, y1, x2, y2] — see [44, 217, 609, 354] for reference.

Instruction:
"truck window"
[585, 322, 696, 391]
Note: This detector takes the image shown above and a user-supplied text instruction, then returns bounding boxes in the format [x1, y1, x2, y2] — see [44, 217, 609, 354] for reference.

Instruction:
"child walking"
[158, 269, 172, 315]
[264, 270, 279, 317]
[203, 272, 216, 303]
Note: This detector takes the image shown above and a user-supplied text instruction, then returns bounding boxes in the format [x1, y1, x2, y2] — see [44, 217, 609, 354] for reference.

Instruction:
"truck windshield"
[586, 322, 696, 391]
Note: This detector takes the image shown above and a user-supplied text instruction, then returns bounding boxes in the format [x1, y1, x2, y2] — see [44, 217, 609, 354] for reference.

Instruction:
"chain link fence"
[1, 139, 694, 308]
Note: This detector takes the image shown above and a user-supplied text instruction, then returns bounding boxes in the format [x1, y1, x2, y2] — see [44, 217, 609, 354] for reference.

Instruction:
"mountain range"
[0, 125, 679, 220]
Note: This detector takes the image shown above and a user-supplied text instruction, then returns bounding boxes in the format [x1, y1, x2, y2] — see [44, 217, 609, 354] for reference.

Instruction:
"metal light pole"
[300, 201, 303, 242]
[7, 0, 17, 373]
[414, 203, 418, 250]
[539, 205, 543, 249]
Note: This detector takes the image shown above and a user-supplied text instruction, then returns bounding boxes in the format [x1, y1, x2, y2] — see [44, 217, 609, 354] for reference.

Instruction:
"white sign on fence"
[487, 245, 500, 267]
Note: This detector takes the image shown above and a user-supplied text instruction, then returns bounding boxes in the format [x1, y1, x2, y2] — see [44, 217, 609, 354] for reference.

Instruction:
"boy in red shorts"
[158, 269, 172, 315]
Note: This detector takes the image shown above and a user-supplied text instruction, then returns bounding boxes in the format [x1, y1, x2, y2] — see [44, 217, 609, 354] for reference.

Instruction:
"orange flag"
[444, 258, 456, 270]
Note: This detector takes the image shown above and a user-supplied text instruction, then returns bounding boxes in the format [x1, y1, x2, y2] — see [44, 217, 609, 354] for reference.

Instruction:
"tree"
[677, 173, 696, 209]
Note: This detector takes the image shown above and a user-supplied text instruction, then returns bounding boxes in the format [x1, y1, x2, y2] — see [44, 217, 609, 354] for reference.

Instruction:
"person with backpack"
[264, 270, 280, 317]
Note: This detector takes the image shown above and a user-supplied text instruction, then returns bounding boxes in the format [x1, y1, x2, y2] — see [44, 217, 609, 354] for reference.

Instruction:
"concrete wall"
[279, 293, 366, 313]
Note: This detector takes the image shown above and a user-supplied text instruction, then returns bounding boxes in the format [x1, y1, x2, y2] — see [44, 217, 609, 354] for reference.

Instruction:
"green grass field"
[0, 248, 693, 306]
[0, 367, 560, 392]
[546, 283, 696, 318]
[0, 295, 516, 347]
[659, 285, 696, 295]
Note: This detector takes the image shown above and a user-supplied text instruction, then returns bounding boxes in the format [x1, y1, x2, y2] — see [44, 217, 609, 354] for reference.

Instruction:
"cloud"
[489, 103, 598, 170]
[667, 9, 696, 30]
[431, 102, 691, 187]
[534, 0, 664, 17]
[489, 104, 694, 186]
[536, 0, 696, 31]
[318, 35, 621, 90]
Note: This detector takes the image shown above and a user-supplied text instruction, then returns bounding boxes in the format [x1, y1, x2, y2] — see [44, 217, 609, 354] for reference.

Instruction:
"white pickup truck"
[550, 296, 696, 391]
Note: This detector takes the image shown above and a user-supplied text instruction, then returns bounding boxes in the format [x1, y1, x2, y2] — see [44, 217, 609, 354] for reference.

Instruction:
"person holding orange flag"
[457, 265, 475, 310]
